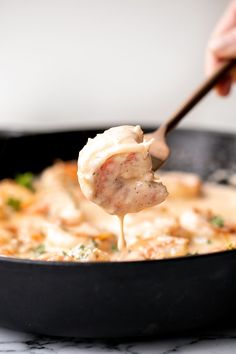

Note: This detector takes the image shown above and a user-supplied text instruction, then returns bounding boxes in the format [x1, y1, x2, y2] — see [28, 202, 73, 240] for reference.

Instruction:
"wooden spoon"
[146, 59, 236, 171]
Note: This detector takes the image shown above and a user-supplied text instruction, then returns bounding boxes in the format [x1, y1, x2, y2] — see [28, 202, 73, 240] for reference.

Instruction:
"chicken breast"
[78, 125, 168, 215]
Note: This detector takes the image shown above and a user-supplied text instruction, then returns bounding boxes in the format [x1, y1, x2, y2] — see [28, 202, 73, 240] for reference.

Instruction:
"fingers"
[207, 28, 236, 96]
[215, 75, 232, 96]
[212, 0, 236, 37]
[205, 1, 236, 96]
[205, 51, 231, 96]
[210, 28, 236, 58]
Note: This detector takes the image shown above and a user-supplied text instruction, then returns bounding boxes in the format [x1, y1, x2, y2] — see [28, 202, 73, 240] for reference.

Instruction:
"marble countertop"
[1, 327, 236, 354]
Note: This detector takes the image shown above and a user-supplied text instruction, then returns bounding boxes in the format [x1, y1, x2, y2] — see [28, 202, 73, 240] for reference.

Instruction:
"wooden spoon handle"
[163, 59, 236, 134]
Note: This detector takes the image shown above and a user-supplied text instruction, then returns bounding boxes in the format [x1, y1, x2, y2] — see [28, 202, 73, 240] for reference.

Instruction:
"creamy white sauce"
[118, 215, 126, 250]
[165, 182, 236, 222]
[79, 181, 236, 257]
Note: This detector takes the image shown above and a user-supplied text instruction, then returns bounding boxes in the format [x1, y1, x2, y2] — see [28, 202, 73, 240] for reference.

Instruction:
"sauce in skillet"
[0, 161, 235, 261]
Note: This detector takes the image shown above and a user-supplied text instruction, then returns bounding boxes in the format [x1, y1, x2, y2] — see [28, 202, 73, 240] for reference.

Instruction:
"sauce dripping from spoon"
[117, 215, 126, 250]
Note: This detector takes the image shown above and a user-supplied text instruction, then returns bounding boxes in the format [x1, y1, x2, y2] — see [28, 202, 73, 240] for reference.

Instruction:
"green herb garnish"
[111, 244, 118, 252]
[207, 239, 212, 245]
[228, 243, 235, 250]
[15, 172, 34, 190]
[34, 244, 46, 255]
[76, 244, 92, 260]
[210, 215, 224, 228]
[7, 197, 22, 211]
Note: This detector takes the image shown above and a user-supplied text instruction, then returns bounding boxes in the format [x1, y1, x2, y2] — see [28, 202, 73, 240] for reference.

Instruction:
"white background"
[0, 0, 234, 132]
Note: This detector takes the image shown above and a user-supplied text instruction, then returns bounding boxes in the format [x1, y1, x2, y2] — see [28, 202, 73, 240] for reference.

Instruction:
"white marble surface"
[1, 327, 236, 354]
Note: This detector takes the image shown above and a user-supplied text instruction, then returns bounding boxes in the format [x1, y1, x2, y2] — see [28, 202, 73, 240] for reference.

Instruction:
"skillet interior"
[0, 127, 236, 338]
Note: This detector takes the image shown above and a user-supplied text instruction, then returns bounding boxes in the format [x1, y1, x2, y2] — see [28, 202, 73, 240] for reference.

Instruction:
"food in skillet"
[78, 125, 168, 249]
[0, 159, 236, 261]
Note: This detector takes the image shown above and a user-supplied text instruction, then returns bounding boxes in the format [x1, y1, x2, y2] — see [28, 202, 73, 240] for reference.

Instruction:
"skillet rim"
[1, 125, 236, 138]
[0, 126, 236, 268]
[0, 249, 236, 268]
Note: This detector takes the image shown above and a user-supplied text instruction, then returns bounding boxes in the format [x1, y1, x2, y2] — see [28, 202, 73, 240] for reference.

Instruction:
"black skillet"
[0, 128, 236, 338]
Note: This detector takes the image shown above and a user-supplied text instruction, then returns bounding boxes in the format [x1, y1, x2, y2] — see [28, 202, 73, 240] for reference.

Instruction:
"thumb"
[209, 28, 236, 58]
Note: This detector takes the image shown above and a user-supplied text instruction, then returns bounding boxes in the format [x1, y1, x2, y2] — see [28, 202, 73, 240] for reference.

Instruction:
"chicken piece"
[179, 208, 215, 237]
[9, 214, 80, 255]
[0, 180, 35, 219]
[179, 208, 236, 255]
[159, 171, 202, 198]
[78, 125, 168, 215]
[124, 207, 179, 245]
[114, 234, 189, 261]
[0, 225, 19, 257]
[32, 162, 83, 226]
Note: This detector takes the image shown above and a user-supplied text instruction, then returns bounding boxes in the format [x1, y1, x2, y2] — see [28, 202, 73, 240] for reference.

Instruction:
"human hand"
[206, 1, 236, 96]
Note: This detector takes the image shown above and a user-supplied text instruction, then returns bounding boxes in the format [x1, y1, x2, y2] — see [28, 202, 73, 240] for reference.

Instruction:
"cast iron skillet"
[0, 127, 236, 338]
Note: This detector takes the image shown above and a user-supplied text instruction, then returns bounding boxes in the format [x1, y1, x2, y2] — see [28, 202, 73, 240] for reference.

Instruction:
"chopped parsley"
[111, 244, 118, 252]
[7, 197, 22, 211]
[34, 244, 46, 255]
[228, 243, 235, 250]
[207, 239, 212, 245]
[76, 244, 92, 260]
[210, 215, 224, 228]
[15, 172, 34, 191]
